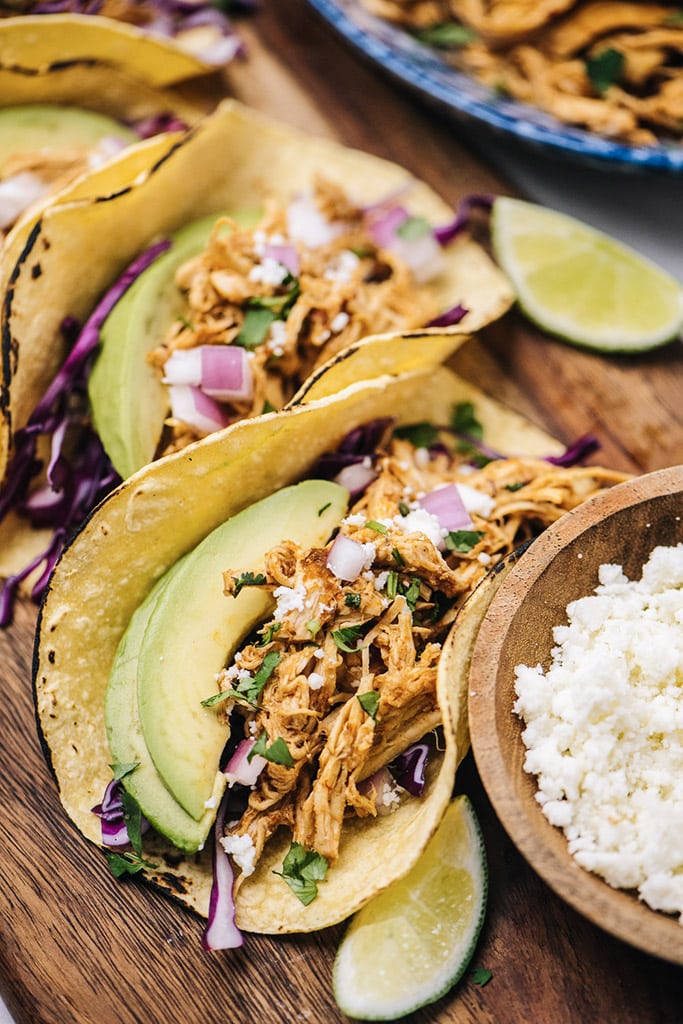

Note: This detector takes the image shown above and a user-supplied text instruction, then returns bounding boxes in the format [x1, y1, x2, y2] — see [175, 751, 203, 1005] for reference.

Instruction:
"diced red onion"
[263, 242, 299, 277]
[419, 484, 473, 533]
[164, 346, 253, 402]
[224, 738, 266, 788]
[168, 384, 231, 434]
[333, 461, 377, 499]
[202, 791, 243, 951]
[365, 204, 409, 249]
[326, 533, 368, 582]
[427, 302, 468, 328]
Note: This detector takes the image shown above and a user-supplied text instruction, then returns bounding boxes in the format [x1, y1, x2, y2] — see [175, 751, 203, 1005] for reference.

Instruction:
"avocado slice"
[88, 208, 261, 481]
[0, 104, 137, 175]
[136, 479, 349, 824]
[105, 556, 225, 853]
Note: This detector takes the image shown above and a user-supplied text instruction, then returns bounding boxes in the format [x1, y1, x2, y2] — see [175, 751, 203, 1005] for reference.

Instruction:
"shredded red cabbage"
[202, 788, 244, 951]
[0, 239, 171, 626]
[390, 740, 430, 797]
[91, 779, 150, 848]
[311, 417, 394, 481]
[426, 302, 468, 328]
[433, 194, 494, 247]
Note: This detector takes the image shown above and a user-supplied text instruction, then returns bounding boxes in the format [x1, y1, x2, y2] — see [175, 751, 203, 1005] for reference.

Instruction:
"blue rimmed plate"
[307, 0, 683, 174]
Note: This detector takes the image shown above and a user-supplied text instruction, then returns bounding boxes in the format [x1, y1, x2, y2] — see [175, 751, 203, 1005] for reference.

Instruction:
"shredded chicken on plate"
[362, 0, 683, 144]
[216, 424, 628, 886]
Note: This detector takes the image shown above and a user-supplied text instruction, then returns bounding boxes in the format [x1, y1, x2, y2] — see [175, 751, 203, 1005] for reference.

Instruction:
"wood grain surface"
[1, 2, 683, 1022]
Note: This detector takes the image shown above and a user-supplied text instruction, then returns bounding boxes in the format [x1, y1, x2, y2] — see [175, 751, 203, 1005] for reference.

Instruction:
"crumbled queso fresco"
[513, 543, 683, 920]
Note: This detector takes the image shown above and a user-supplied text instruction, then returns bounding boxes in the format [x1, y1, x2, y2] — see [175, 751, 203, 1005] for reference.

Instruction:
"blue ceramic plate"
[308, 0, 683, 174]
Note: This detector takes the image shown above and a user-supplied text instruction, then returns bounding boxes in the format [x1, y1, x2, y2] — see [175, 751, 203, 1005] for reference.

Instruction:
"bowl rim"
[468, 464, 683, 964]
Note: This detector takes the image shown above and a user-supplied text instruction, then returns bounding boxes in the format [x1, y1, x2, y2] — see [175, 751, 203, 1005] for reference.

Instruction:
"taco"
[0, 6, 246, 82]
[0, 59, 205, 257]
[0, 99, 514, 616]
[33, 361, 628, 941]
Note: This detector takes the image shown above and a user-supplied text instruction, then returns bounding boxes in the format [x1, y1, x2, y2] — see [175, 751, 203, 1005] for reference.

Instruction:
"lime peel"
[491, 197, 683, 353]
[333, 794, 488, 1021]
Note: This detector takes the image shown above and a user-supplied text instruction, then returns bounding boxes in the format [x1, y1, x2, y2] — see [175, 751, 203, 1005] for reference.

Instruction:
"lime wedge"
[491, 197, 683, 352]
[333, 795, 487, 1021]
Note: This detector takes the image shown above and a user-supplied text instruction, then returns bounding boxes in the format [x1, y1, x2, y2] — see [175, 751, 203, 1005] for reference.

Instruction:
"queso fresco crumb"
[514, 543, 683, 920]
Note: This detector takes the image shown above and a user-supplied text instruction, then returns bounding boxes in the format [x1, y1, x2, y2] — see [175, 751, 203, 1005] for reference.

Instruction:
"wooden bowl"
[468, 465, 683, 964]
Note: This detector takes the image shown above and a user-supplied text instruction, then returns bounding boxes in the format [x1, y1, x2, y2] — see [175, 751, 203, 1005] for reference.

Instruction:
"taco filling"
[94, 411, 627, 944]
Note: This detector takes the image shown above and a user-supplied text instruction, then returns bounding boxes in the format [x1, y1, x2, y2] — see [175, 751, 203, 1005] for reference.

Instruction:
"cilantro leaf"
[104, 851, 156, 878]
[451, 401, 483, 440]
[246, 650, 282, 702]
[331, 624, 364, 653]
[109, 762, 139, 782]
[505, 481, 526, 492]
[399, 577, 421, 611]
[386, 570, 398, 601]
[586, 47, 624, 95]
[257, 622, 281, 647]
[344, 591, 361, 609]
[398, 501, 411, 517]
[235, 307, 276, 349]
[119, 788, 146, 858]
[445, 529, 485, 553]
[392, 547, 405, 566]
[357, 690, 380, 719]
[394, 421, 439, 449]
[396, 215, 431, 241]
[416, 22, 478, 48]
[250, 731, 294, 767]
[274, 842, 328, 905]
[366, 520, 388, 535]
[231, 571, 267, 596]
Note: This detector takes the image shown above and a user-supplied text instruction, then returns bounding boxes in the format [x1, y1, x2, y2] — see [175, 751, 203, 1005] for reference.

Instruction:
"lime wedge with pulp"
[333, 795, 488, 1021]
[491, 197, 683, 352]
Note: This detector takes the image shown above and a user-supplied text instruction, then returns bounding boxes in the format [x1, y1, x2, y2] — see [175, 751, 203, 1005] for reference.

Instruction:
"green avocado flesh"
[0, 104, 137, 175]
[105, 557, 225, 854]
[88, 208, 261, 481]
[133, 479, 349, 830]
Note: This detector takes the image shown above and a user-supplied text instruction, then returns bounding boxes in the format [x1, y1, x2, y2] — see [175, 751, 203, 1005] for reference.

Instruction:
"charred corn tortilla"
[0, 13, 219, 84]
[34, 365, 565, 928]
[1, 99, 513, 586]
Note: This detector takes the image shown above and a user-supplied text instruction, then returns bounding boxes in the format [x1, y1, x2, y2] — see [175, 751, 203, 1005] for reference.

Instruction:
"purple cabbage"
[202, 788, 243, 951]
[433, 193, 495, 247]
[91, 779, 150, 848]
[427, 302, 468, 328]
[0, 239, 171, 626]
[311, 417, 394, 481]
[390, 740, 430, 797]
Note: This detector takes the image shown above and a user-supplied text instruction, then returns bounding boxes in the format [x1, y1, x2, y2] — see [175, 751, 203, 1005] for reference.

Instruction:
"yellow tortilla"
[34, 363, 562, 927]
[0, 13, 217, 84]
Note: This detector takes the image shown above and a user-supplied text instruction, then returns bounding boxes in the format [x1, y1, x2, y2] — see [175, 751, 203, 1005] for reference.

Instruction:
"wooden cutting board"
[2, 2, 683, 1022]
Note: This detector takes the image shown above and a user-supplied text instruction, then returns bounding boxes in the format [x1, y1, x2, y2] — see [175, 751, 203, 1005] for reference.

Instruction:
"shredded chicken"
[215, 424, 629, 887]
[361, 0, 683, 144]
[149, 177, 440, 456]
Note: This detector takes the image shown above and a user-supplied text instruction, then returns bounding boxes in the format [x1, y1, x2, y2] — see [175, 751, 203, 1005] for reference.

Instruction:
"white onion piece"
[168, 383, 230, 435]
[389, 231, 445, 285]
[0, 172, 48, 230]
[163, 347, 202, 386]
[326, 533, 368, 582]
[333, 461, 376, 498]
[224, 738, 267, 788]
[420, 484, 473, 532]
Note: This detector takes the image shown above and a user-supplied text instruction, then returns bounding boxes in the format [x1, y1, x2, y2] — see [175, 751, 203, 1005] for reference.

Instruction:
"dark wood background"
[1, 2, 682, 1021]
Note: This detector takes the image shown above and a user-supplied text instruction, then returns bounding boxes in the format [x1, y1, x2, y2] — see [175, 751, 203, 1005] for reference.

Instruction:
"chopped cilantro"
[248, 279, 300, 317]
[357, 690, 380, 719]
[109, 762, 139, 781]
[452, 401, 483, 440]
[366, 520, 388, 535]
[105, 850, 157, 878]
[344, 591, 361, 608]
[392, 547, 405, 566]
[386, 570, 399, 601]
[119, 788, 147, 859]
[398, 501, 411, 517]
[231, 571, 267, 596]
[306, 618, 321, 636]
[416, 21, 478, 48]
[318, 501, 332, 515]
[505, 481, 526, 492]
[257, 622, 281, 647]
[235, 306, 276, 348]
[471, 967, 493, 987]
[204, 649, 282, 709]
[262, 399, 276, 414]
[445, 529, 485, 553]
[394, 421, 439, 449]
[400, 577, 421, 611]
[331, 624, 364, 653]
[274, 842, 328, 905]
[250, 731, 294, 767]
[396, 215, 431, 241]
[586, 47, 624, 95]
[176, 315, 194, 331]
[200, 689, 233, 709]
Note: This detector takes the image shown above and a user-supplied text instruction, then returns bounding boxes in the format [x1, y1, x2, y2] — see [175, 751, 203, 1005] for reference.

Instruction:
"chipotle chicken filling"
[215, 428, 628, 892]
[148, 177, 441, 455]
